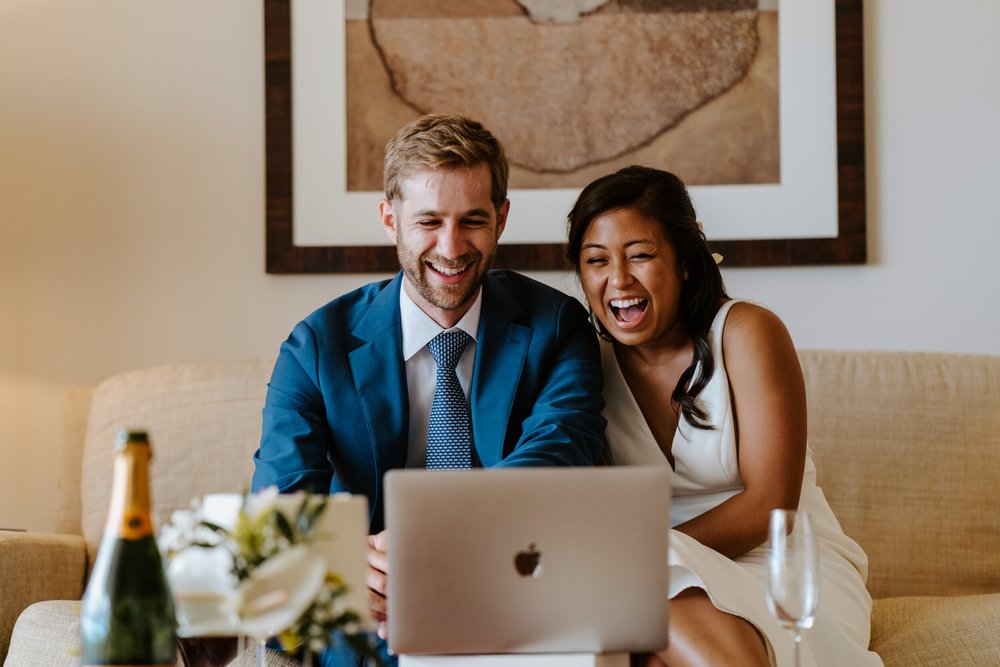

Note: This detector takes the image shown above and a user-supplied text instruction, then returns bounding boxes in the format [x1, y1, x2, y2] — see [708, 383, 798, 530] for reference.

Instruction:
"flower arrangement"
[159, 488, 379, 663]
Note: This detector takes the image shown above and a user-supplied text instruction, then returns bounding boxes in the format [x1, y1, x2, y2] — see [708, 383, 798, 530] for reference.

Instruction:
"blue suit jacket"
[251, 270, 606, 532]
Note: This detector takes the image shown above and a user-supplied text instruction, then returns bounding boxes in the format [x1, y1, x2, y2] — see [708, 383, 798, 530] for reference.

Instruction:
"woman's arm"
[673, 302, 807, 558]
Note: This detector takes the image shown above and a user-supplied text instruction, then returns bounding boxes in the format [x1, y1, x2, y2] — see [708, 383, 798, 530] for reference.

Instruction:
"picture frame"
[264, 0, 865, 273]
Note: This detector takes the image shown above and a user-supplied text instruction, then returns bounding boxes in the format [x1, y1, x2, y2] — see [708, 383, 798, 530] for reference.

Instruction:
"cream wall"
[1, 0, 998, 532]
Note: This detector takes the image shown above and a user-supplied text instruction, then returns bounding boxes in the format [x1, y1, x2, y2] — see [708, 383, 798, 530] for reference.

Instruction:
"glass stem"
[257, 638, 267, 667]
[792, 630, 803, 667]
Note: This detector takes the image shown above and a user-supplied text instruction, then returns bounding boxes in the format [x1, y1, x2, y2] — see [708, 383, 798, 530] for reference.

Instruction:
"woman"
[567, 166, 883, 667]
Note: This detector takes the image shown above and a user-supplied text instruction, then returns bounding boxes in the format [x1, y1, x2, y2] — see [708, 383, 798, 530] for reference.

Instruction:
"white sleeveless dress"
[600, 300, 883, 667]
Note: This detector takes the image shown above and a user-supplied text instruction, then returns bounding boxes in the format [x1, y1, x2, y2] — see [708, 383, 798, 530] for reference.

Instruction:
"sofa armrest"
[871, 593, 1000, 666]
[0, 531, 87, 663]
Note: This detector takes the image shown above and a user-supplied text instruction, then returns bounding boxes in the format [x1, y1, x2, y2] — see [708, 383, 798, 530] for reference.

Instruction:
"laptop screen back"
[385, 467, 671, 655]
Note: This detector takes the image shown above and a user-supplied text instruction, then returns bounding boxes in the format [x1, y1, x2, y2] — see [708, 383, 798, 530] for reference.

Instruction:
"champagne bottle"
[80, 429, 177, 666]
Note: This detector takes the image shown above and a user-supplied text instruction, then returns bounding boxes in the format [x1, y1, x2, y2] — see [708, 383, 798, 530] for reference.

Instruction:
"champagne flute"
[766, 509, 820, 667]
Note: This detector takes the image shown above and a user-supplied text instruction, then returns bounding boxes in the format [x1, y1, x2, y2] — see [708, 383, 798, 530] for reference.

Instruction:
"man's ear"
[496, 199, 510, 240]
[379, 199, 398, 244]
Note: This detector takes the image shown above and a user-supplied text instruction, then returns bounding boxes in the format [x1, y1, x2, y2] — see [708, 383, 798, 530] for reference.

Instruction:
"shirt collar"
[400, 282, 482, 361]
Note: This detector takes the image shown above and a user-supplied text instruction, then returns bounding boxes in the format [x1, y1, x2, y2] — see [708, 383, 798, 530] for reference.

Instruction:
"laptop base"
[400, 653, 630, 667]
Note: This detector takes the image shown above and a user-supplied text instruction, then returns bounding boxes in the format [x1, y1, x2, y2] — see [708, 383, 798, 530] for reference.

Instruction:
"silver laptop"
[385, 467, 671, 655]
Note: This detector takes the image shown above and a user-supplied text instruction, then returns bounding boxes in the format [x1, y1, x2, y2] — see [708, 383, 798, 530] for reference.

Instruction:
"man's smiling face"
[381, 163, 508, 328]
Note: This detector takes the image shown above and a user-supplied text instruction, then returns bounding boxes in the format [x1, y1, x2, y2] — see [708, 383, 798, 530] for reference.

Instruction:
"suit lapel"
[348, 274, 409, 475]
[471, 274, 530, 467]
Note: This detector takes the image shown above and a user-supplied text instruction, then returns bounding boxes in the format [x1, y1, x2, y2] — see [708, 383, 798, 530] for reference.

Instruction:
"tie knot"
[428, 330, 470, 371]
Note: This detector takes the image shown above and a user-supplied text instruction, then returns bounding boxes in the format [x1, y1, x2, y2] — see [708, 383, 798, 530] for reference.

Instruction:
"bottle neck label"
[119, 510, 153, 540]
[106, 444, 154, 540]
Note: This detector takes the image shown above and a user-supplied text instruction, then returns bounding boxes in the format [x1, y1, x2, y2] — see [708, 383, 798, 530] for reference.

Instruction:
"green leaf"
[197, 520, 228, 535]
[273, 508, 295, 543]
[294, 494, 311, 535]
[190, 541, 220, 549]
[303, 495, 328, 535]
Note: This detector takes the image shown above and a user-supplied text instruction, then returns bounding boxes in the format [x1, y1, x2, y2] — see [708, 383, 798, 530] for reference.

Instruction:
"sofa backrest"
[55, 386, 95, 535]
[78, 357, 276, 560]
[64, 351, 1000, 599]
[800, 349, 1000, 599]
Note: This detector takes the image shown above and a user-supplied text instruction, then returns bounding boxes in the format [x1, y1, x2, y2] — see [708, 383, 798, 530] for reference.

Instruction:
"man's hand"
[367, 530, 389, 639]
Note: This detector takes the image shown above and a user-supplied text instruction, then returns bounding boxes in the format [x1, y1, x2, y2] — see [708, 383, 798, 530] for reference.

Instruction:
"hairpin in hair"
[697, 221, 724, 265]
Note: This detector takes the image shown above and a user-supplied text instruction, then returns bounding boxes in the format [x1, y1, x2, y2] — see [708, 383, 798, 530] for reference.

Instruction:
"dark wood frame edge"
[264, 0, 865, 273]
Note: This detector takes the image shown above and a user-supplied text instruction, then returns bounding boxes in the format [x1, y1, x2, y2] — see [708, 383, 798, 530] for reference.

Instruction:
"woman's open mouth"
[609, 297, 648, 327]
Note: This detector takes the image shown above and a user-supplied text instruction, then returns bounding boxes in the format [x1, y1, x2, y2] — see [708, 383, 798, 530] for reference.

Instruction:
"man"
[251, 114, 606, 660]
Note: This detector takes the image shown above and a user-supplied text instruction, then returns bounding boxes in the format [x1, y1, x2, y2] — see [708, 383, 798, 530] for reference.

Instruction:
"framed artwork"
[264, 0, 865, 273]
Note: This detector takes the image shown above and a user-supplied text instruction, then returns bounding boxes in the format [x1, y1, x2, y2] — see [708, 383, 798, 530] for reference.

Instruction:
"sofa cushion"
[871, 594, 1000, 666]
[5, 600, 297, 667]
[227, 645, 299, 667]
[0, 531, 86, 663]
[79, 357, 275, 559]
[5, 600, 80, 667]
[800, 350, 1000, 599]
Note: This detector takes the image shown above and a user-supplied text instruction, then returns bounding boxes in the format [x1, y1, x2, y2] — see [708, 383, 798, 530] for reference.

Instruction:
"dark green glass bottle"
[80, 429, 177, 666]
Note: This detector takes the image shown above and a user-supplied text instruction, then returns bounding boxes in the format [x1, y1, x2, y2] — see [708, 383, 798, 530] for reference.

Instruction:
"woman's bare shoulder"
[720, 301, 801, 389]
[722, 301, 793, 349]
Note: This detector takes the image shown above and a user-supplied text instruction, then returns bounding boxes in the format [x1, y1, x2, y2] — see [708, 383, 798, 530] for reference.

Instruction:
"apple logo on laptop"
[514, 543, 543, 578]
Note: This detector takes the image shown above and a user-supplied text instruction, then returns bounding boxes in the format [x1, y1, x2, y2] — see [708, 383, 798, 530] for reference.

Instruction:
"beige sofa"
[2, 350, 999, 666]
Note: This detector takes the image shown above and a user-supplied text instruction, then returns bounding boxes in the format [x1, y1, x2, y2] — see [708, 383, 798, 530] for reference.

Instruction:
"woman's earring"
[683, 270, 690, 280]
[589, 309, 614, 341]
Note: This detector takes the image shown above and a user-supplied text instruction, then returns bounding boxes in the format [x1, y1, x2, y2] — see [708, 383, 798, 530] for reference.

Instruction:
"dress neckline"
[601, 299, 741, 468]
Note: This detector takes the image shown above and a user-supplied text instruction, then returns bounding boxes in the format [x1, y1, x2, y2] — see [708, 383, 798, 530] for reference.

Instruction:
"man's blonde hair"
[383, 114, 509, 211]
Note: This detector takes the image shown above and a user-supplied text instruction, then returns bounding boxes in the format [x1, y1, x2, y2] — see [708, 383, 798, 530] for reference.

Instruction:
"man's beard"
[397, 246, 495, 313]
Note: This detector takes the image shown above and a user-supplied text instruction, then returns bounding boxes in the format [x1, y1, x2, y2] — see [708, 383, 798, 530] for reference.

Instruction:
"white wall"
[1, 0, 998, 532]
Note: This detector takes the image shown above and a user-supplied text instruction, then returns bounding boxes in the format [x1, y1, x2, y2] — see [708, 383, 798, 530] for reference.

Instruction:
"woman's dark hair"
[566, 165, 729, 430]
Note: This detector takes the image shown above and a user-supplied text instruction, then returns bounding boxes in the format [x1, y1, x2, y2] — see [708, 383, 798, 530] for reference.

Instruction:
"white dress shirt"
[400, 284, 482, 468]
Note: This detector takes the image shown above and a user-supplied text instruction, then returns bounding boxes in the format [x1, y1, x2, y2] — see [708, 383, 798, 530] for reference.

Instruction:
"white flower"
[158, 501, 226, 557]
[169, 544, 238, 596]
[243, 486, 280, 519]
[160, 489, 371, 658]
[200, 493, 244, 531]
[158, 508, 200, 556]
[233, 544, 326, 640]
[168, 545, 240, 637]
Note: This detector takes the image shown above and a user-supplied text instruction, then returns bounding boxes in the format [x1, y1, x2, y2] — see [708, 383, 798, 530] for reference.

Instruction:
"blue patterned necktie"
[426, 330, 472, 469]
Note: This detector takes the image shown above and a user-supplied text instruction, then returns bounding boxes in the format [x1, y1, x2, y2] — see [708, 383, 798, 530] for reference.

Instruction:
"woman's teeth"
[610, 297, 646, 309]
[609, 297, 648, 323]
